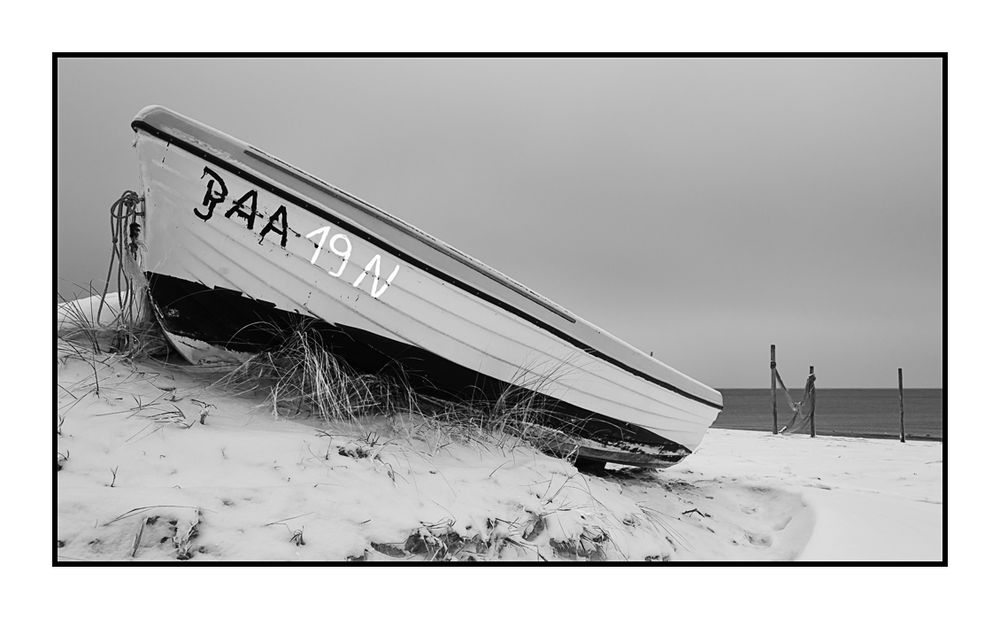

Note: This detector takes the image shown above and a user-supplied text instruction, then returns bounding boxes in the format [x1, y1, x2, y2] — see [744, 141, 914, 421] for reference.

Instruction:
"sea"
[712, 388, 944, 441]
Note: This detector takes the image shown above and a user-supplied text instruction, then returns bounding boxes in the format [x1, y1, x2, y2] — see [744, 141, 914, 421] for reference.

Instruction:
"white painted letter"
[372, 264, 400, 299]
[352, 254, 379, 288]
[352, 254, 400, 299]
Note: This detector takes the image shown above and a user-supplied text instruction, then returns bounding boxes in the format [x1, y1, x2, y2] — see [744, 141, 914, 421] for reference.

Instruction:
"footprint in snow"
[745, 531, 772, 547]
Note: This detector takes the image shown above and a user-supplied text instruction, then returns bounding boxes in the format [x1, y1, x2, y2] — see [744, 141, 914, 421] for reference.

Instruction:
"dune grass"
[211, 323, 579, 458]
[57, 284, 167, 360]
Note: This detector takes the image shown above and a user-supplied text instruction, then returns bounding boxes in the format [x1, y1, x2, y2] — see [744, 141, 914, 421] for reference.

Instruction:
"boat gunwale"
[131, 117, 723, 412]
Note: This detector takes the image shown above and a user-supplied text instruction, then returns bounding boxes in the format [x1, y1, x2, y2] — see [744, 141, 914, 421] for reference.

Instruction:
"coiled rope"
[96, 190, 144, 330]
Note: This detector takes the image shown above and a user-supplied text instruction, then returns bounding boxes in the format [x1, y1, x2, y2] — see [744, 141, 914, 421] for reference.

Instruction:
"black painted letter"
[196, 167, 228, 221]
[225, 190, 259, 230]
[259, 205, 289, 248]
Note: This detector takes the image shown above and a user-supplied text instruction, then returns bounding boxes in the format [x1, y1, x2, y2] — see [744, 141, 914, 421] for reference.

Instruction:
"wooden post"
[809, 365, 816, 438]
[770, 345, 777, 434]
[898, 367, 906, 443]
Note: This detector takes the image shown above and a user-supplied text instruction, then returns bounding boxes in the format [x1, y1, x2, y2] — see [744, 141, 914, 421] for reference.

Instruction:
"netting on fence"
[776, 368, 816, 434]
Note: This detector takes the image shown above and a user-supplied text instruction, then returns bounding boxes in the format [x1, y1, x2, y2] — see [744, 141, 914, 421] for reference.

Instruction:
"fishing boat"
[129, 105, 723, 467]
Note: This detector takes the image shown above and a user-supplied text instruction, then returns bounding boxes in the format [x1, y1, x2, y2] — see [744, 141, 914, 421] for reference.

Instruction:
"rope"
[96, 190, 144, 330]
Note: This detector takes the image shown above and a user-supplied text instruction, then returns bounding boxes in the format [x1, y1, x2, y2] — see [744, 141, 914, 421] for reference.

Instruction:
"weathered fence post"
[809, 365, 816, 438]
[898, 367, 906, 443]
[771, 345, 777, 434]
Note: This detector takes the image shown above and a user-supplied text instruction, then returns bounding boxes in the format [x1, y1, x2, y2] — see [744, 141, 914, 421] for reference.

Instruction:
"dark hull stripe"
[133, 120, 722, 411]
[146, 272, 691, 465]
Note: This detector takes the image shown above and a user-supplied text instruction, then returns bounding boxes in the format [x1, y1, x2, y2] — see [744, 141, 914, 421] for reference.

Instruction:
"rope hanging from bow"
[96, 190, 145, 332]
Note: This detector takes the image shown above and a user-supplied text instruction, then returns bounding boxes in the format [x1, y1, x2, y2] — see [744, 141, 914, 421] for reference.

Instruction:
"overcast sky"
[56, 57, 943, 388]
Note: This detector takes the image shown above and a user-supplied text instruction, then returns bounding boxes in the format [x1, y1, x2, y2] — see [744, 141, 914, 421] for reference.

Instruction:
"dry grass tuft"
[213, 324, 577, 457]
[57, 284, 167, 360]
[214, 328, 404, 424]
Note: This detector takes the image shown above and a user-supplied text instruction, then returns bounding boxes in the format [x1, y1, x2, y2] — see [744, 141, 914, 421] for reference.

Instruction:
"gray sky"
[56, 57, 943, 388]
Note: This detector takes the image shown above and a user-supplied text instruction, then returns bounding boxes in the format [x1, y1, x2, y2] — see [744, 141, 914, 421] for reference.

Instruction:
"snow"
[679, 430, 942, 561]
[57, 291, 136, 333]
[56, 322, 942, 562]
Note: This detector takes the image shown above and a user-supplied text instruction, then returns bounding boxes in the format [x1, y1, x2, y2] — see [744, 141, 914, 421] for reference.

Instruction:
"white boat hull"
[131, 106, 723, 462]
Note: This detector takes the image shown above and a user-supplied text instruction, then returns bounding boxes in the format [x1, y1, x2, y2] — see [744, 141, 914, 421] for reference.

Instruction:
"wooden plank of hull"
[131, 107, 722, 454]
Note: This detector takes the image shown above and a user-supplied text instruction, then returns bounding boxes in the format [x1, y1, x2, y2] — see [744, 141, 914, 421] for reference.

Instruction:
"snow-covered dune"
[57, 293, 125, 334]
[55, 332, 942, 562]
